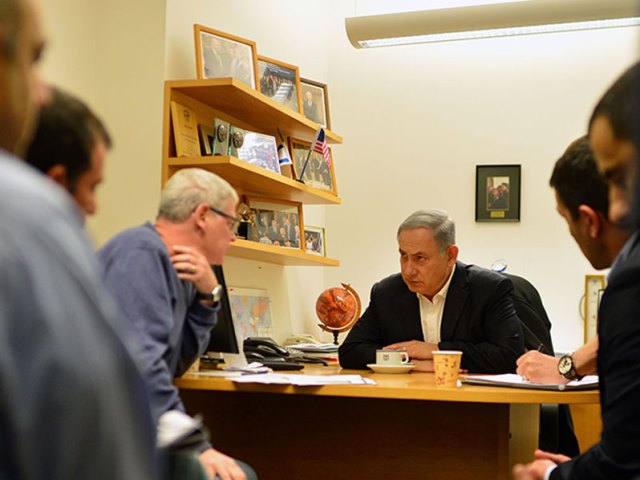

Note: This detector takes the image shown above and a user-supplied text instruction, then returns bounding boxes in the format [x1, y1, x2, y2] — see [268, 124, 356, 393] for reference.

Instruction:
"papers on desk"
[232, 373, 375, 386]
[193, 362, 270, 377]
[287, 342, 339, 353]
[461, 374, 599, 391]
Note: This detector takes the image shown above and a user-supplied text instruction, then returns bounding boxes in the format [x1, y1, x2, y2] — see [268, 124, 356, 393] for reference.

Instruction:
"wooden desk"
[176, 367, 598, 480]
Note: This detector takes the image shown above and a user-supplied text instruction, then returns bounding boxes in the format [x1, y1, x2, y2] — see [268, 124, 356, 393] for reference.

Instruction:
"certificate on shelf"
[170, 101, 201, 157]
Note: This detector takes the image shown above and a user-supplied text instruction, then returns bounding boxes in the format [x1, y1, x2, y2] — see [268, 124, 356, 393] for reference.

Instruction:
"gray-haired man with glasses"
[97, 168, 256, 480]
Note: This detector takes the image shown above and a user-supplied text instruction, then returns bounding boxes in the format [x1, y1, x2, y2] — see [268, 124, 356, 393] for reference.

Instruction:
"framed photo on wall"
[475, 164, 521, 222]
[300, 78, 331, 129]
[304, 226, 326, 256]
[257, 55, 302, 114]
[288, 137, 337, 194]
[245, 196, 303, 249]
[194, 24, 259, 89]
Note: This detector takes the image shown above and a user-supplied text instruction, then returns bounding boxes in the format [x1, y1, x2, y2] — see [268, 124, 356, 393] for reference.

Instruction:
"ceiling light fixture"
[345, 0, 640, 48]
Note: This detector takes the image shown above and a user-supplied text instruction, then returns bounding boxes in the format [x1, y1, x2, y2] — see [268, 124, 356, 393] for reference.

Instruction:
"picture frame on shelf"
[245, 196, 303, 249]
[475, 164, 521, 222]
[235, 131, 280, 175]
[257, 55, 302, 114]
[197, 124, 214, 156]
[300, 78, 330, 129]
[304, 226, 326, 257]
[288, 137, 337, 193]
[194, 24, 259, 89]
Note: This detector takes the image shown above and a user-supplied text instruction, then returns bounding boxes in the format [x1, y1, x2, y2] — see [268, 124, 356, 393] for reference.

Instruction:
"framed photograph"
[228, 287, 274, 339]
[245, 196, 303, 249]
[300, 78, 331, 129]
[304, 226, 326, 256]
[194, 24, 259, 89]
[475, 165, 521, 222]
[235, 131, 280, 175]
[288, 137, 337, 193]
[197, 124, 214, 156]
[257, 55, 302, 113]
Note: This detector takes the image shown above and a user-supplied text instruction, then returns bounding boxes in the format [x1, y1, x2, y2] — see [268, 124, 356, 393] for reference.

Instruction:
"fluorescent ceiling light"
[345, 0, 640, 48]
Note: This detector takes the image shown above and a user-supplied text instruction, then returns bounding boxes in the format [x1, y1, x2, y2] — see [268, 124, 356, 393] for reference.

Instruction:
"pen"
[536, 343, 545, 353]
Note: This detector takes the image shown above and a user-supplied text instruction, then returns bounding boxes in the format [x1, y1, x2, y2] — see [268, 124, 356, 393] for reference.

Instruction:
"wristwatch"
[558, 354, 581, 381]
[196, 284, 223, 304]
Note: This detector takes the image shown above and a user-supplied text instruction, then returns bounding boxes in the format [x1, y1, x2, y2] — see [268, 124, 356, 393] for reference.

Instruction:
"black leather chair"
[504, 273, 580, 457]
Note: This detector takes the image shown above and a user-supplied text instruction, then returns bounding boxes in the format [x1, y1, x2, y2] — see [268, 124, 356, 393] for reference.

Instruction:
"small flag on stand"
[278, 142, 292, 166]
[311, 127, 331, 167]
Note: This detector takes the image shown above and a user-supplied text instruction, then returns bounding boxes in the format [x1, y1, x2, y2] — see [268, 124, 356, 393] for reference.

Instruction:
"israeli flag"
[278, 143, 293, 166]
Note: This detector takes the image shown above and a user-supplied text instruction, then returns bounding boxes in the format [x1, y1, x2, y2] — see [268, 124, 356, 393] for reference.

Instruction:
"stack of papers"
[461, 374, 599, 391]
[288, 343, 339, 353]
[193, 362, 270, 377]
[232, 373, 375, 386]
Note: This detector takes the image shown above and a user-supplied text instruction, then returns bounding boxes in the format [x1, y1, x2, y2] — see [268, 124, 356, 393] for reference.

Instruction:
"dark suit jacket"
[339, 261, 524, 373]
[552, 233, 640, 479]
[504, 273, 580, 458]
[503, 273, 554, 355]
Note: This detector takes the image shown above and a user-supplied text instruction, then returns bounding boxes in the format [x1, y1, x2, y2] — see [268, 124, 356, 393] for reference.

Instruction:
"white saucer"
[367, 363, 415, 374]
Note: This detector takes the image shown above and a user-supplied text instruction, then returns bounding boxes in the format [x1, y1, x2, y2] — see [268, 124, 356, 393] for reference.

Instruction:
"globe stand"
[316, 283, 362, 346]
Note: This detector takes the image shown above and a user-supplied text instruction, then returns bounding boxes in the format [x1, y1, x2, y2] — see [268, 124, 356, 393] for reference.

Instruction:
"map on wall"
[228, 287, 274, 339]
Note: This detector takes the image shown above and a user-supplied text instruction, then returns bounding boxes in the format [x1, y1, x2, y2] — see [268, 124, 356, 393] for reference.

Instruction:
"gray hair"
[397, 209, 455, 254]
[158, 168, 238, 222]
[0, 0, 21, 58]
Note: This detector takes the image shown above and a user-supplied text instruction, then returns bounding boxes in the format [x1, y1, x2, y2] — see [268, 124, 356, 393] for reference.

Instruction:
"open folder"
[461, 374, 599, 391]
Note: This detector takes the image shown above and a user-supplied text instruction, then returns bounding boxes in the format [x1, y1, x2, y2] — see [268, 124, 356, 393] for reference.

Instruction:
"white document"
[232, 374, 376, 386]
[461, 373, 599, 391]
[289, 342, 339, 353]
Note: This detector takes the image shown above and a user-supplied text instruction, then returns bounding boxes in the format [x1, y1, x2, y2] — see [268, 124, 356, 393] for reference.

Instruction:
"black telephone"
[243, 337, 290, 358]
[243, 338, 303, 370]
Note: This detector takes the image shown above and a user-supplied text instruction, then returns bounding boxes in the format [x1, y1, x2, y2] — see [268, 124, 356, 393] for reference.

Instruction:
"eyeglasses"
[209, 206, 240, 233]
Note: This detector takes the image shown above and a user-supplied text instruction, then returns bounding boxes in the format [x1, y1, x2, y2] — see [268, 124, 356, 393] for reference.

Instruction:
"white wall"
[324, 6, 639, 352]
[40, 0, 167, 246]
[163, 0, 337, 343]
[40, 0, 640, 351]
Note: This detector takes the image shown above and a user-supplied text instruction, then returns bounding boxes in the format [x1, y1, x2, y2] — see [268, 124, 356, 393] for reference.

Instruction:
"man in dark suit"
[339, 209, 524, 373]
[517, 136, 630, 385]
[514, 61, 640, 480]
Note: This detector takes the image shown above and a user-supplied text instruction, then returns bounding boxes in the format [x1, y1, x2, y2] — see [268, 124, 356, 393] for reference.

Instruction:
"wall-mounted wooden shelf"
[229, 239, 339, 267]
[162, 78, 343, 267]
[166, 78, 342, 144]
[167, 156, 340, 205]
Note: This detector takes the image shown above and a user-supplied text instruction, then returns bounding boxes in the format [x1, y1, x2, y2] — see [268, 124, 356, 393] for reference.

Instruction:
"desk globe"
[315, 283, 361, 345]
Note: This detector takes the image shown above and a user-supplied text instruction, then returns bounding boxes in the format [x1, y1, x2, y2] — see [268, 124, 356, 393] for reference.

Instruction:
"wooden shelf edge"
[165, 155, 341, 205]
[165, 78, 343, 144]
[229, 239, 339, 267]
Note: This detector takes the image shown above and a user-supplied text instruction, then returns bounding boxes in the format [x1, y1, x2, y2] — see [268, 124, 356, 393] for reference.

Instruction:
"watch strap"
[196, 284, 223, 303]
[558, 354, 582, 381]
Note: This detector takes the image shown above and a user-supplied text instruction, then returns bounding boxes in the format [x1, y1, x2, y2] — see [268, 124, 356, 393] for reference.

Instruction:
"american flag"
[311, 128, 332, 167]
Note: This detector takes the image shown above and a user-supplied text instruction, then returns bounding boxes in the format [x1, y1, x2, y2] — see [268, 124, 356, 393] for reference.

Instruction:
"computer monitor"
[206, 265, 246, 367]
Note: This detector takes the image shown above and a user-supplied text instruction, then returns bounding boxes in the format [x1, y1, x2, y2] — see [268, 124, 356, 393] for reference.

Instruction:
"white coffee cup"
[376, 349, 410, 365]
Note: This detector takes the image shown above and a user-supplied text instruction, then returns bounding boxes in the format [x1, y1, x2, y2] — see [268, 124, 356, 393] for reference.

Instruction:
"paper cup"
[433, 350, 463, 387]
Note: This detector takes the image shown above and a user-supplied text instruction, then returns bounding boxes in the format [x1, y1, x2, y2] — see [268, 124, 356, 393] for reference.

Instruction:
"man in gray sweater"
[98, 168, 255, 480]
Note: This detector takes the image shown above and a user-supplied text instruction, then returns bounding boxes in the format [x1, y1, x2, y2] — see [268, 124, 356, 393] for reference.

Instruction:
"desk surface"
[176, 365, 599, 405]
